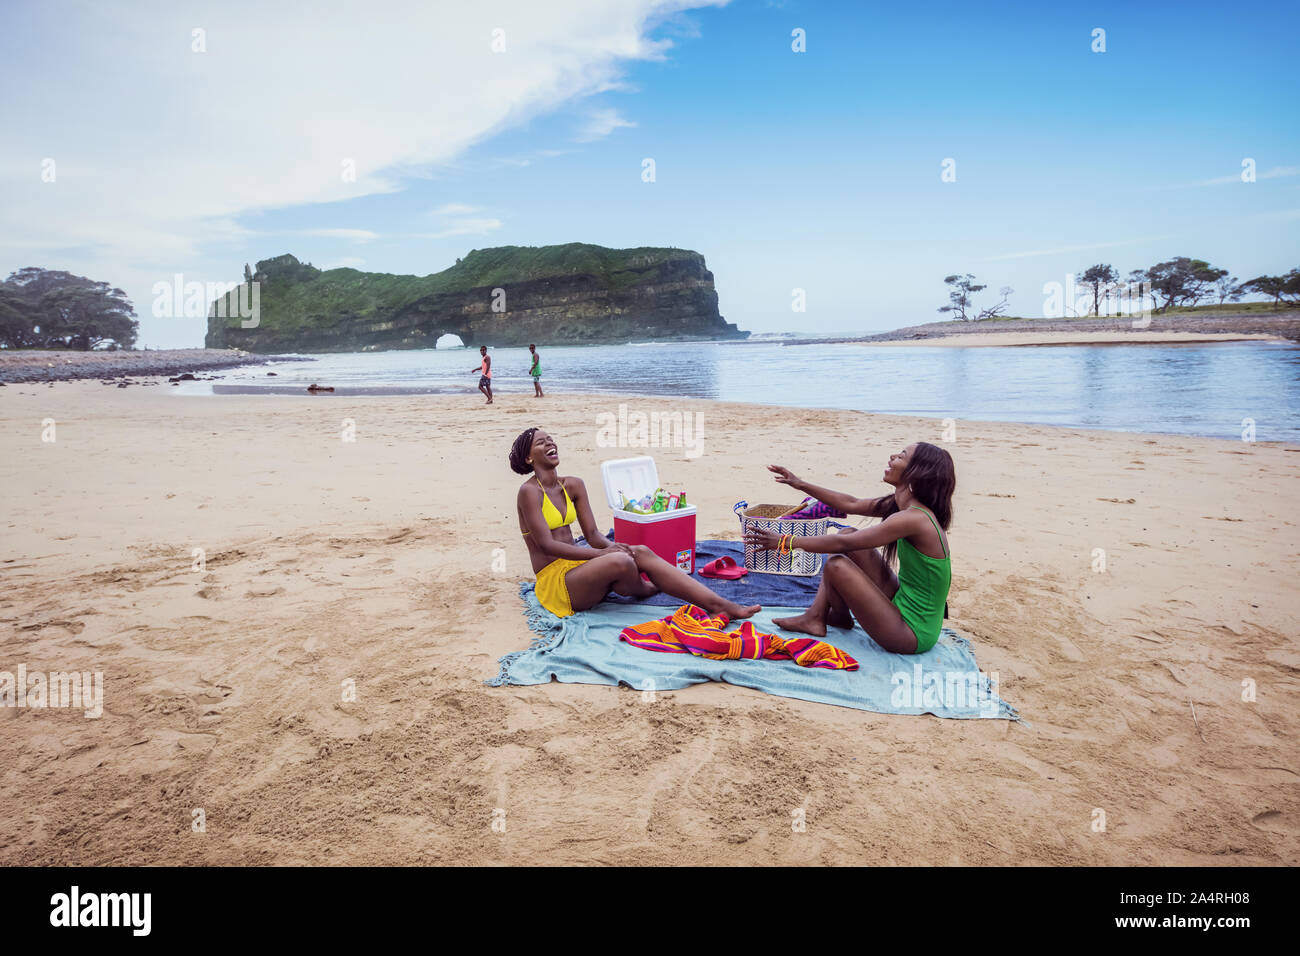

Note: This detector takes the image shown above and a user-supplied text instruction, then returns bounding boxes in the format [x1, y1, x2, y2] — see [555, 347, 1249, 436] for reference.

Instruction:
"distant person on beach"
[528, 344, 543, 398]
[511, 426, 759, 621]
[472, 345, 492, 404]
[745, 443, 954, 654]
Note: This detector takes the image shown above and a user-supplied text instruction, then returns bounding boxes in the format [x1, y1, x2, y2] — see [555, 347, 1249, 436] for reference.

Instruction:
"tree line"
[940, 257, 1300, 320]
[0, 268, 138, 349]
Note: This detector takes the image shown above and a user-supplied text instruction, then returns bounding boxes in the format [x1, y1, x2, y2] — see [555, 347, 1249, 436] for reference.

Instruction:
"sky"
[1, 0, 1297, 347]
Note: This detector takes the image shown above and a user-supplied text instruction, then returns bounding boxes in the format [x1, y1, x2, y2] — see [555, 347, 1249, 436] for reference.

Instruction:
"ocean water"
[184, 339, 1300, 442]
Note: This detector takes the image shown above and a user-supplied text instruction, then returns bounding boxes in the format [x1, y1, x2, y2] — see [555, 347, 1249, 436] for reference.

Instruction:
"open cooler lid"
[600, 455, 660, 511]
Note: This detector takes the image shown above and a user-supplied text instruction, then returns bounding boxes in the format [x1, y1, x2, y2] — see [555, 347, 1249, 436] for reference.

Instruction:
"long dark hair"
[880, 442, 956, 567]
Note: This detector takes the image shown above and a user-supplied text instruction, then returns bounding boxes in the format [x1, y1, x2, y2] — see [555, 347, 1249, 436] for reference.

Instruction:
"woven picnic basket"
[733, 500, 827, 576]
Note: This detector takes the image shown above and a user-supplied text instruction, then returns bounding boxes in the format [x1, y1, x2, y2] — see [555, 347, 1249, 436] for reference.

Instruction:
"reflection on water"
[183, 340, 1300, 442]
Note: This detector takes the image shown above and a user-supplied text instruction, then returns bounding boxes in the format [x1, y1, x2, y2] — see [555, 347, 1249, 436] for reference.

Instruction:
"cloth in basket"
[733, 500, 827, 576]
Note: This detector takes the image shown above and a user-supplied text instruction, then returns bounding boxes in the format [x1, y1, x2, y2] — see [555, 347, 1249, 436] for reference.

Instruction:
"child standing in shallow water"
[528, 344, 543, 398]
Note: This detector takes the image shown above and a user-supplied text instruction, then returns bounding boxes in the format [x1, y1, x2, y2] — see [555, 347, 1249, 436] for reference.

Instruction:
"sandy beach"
[1, 380, 1297, 865]
[790, 310, 1300, 348]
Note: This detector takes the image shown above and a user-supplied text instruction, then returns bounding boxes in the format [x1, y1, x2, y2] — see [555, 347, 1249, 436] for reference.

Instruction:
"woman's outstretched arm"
[746, 509, 922, 555]
[767, 465, 891, 516]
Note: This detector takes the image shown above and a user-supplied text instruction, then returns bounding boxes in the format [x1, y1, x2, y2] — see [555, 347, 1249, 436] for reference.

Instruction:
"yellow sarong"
[535, 558, 587, 617]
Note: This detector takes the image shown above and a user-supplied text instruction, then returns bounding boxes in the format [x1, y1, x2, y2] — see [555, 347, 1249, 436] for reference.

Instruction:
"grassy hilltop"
[206, 243, 741, 351]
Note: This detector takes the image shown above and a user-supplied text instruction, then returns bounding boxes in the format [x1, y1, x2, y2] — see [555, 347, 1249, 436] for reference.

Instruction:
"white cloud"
[304, 229, 381, 242]
[418, 204, 504, 240]
[0, 0, 729, 346]
[417, 219, 504, 240]
[576, 107, 638, 142]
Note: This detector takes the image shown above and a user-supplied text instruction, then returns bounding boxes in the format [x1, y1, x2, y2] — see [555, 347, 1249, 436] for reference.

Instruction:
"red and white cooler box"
[600, 455, 697, 573]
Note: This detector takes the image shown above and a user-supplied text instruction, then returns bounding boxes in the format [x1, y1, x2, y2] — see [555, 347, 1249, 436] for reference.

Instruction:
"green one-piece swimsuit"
[891, 506, 951, 653]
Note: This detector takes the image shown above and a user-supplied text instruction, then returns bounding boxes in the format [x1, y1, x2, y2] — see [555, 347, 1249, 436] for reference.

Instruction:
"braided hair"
[509, 427, 540, 475]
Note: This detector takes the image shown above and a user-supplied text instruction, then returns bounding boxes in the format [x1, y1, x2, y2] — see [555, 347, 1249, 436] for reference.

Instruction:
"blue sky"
[2, 0, 1297, 346]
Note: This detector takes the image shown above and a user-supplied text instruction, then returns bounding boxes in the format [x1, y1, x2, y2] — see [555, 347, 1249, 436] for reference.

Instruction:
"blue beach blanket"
[489, 579, 1019, 720]
[600, 538, 825, 608]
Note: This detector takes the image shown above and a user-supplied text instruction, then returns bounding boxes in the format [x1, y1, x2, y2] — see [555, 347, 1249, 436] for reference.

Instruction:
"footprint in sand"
[1251, 810, 1300, 835]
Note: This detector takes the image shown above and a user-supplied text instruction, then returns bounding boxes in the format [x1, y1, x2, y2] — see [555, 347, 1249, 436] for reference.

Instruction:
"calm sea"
[182, 339, 1300, 442]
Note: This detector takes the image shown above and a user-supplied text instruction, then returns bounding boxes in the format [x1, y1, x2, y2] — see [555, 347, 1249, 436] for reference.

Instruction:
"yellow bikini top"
[526, 476, 576, 533]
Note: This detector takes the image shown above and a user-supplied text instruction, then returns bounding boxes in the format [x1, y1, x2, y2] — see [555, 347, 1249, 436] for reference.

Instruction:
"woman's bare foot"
[826, 608, 855, 630]
[719, 600, 761, 621]
[632, 579, 658, 599]
[772, 610, 826, 637]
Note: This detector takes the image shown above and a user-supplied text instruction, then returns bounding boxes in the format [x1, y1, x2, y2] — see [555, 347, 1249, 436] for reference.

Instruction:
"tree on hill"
[938, 274, 985, 321]
[980, 285, 1014, 320]
[0, 267, 138, 349]
[1138, 257, 1228, 312]
[0, 284, 33, 347]
[1078, 264, 1119, 316]
[1240, 268, 1300, 306]
[938, 274, 1012, 321]
[1214, 275, 1244, 305]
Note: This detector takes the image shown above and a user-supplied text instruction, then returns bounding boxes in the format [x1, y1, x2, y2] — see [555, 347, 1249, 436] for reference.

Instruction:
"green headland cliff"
[205, 243, 746, 352]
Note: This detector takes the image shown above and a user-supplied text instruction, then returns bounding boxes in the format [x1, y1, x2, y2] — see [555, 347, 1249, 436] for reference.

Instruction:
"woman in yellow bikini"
[745, 442, 955, 655]
[512, 427, 761, 621]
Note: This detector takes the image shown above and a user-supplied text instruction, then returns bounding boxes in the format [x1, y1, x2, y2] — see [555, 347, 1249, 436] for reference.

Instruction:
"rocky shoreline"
[785, 309, 1300, 345]
[0, 349, 310, 385]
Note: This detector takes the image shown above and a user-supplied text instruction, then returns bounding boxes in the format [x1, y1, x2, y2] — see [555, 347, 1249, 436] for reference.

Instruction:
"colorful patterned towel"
[620, 604, 859, 670]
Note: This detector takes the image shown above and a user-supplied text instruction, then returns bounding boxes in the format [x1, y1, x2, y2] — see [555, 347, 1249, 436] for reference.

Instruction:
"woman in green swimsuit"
[745, 442, 955, 654]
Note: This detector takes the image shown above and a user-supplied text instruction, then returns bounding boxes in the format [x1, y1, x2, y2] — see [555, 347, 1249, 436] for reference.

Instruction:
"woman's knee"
[824, 554, 855, 580]
[825, 553, 852, 572]
[593, 550, 636, 577]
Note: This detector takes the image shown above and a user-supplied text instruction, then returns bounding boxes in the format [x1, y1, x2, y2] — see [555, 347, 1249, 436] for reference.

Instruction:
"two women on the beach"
[510, 427, 954, 655]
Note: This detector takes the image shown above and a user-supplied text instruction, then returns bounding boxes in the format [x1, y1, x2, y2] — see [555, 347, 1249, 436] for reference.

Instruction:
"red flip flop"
[699, 555, 748, 580]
